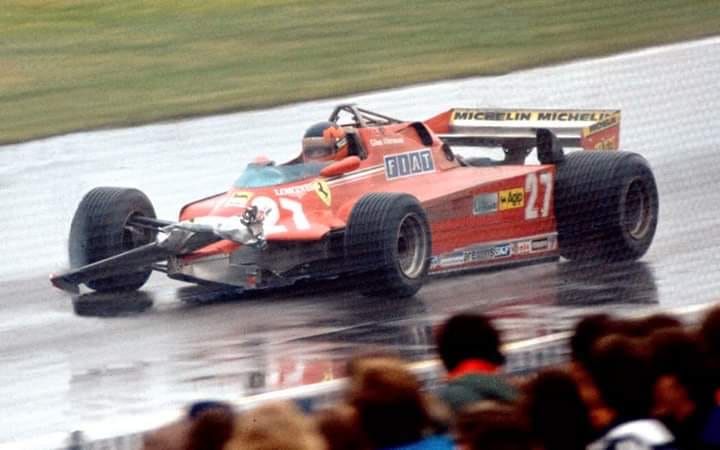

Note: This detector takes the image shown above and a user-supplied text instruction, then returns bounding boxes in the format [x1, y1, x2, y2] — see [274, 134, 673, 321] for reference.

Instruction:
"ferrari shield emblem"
[314, 179, 331, 206]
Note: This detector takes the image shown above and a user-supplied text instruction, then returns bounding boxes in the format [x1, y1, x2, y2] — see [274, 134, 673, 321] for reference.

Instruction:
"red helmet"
[302, 121, 349, 162]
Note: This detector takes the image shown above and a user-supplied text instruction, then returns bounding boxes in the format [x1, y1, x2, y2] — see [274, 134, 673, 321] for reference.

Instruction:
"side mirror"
[320, 156, 361, 177]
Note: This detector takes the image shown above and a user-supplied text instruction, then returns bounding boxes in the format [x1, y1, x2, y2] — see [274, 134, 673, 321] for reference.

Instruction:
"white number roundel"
[250, 196, 310, 234]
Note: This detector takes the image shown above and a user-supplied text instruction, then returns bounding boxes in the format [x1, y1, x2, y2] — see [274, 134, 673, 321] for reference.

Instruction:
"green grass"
[1, 0, 719, 144]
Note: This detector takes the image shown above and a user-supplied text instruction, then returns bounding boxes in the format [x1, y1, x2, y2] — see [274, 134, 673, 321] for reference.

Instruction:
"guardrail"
[3, 303, 713, 450]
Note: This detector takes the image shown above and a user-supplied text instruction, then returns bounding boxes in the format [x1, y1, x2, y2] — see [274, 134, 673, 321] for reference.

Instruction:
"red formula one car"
[51, 104, 658, 297]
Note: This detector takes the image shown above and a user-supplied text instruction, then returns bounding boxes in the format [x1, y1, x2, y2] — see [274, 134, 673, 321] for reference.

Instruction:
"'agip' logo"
[498, 187, 524, 210]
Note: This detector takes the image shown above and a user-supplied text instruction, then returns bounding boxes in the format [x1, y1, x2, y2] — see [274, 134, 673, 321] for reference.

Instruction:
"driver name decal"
[384, 149, 434, 180]
[274, 183, 315, 197]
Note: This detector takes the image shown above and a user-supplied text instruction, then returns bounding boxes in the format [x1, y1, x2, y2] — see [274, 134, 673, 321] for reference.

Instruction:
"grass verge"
[1, 0, 719, 144]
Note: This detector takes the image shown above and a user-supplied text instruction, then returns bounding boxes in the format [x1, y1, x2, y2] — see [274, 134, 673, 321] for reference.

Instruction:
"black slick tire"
[555, 151, 659, 262]
[345, 193, 431, 297]
[68, 187, 157, 292]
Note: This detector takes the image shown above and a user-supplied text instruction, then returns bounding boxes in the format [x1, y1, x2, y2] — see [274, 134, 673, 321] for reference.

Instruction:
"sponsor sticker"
[451, 109, 616, 123]
[495, 244, 512, 258]
[274, 183, 315, 197]
[530, 238, 549, 252]
[464, 243, 511, 262]
[313, 179, 331, 206]
[433, 235, 558, 271]
[527, 235, 558, 253]
[512, 241, 531, 255]
[384, 149, 434, 180]
[583, 112, 621, 135]
[438, 252, 466, 268]
[499, 187, 524, 210]
[225, 191, 253, 207]
[453, 110, 535, 122]
[473, 193, 498, 215]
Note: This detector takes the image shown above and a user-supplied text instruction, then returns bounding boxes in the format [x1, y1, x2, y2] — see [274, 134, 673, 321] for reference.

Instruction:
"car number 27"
[525, 172, 553, 220]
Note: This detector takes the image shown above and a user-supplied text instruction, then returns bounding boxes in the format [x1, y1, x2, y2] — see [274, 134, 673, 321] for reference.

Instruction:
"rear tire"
[555, 151, 658, 262]
[345, 193, 431, 297]
[69, 187, 157, 292]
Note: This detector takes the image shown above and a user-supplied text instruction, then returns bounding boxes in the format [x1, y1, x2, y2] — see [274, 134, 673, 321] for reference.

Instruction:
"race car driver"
[301, 121, 350, 162]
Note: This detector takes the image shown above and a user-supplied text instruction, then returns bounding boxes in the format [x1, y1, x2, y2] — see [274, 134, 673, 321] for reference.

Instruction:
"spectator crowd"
[143, 305, 720, 450]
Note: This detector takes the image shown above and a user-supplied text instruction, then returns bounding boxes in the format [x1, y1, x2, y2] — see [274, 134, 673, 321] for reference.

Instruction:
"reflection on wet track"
[1, 37, 720, 444]
[0, 259, 678, 441]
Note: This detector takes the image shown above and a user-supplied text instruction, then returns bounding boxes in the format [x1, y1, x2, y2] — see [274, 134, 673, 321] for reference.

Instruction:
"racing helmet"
[302, 121, 349, 162]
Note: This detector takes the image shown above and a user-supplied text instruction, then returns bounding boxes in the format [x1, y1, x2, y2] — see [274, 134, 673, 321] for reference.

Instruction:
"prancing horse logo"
[314, 179, 332, 206]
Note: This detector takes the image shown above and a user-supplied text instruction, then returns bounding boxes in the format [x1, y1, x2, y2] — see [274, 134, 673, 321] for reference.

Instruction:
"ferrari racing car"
[51, 104, 659, 298]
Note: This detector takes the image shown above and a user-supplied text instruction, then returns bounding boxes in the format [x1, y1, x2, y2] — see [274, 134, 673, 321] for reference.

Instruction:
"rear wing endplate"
[425, 108, 621, 150]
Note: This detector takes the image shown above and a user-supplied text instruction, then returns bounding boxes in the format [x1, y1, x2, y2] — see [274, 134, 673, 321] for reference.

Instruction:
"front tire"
[555, 151, 658, 262]
[68, 187, 157, 292]
[345, 193, 432, 297]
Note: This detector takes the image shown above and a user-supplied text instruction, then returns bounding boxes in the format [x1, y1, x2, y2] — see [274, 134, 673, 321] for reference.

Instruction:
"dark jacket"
[438, 372, 518, 413]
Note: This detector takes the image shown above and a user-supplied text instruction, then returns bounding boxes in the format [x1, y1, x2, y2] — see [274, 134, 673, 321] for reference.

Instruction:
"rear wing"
[425, 108, 621, 150]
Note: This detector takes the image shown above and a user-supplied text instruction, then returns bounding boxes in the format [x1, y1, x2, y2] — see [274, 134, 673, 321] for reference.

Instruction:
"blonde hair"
[224, 401, 327, 450]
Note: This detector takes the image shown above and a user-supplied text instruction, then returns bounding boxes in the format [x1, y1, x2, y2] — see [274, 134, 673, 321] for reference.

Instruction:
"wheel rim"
[623, 178, 652, 240]
[396, 213, 427, 279]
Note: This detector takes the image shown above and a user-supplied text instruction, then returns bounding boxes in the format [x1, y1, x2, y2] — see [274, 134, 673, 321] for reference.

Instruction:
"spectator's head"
[346, 350, 403, 381]
[142, 417, 190, 450]
[347, 358, 430, 449]
[436, 313, 504, 372]
[143, 400, 235, 450]
[570, 313, 615, 369]
[521, 368, 593, 450]
[188, 400, 233, 419]
[314, 404, 369, 450]
[571, 313, 683, 369]
[187, 404, 235, 450]
[651, 328, 714, 424]
[699, 305, 720, 357]
[224, 401, 326, 450]
[570, 316, 616, 432]
[699, 305, 720, 391]
[456, 401, 532, 450]
[585, 335, 656, 421]
[635, 313, 683, 336]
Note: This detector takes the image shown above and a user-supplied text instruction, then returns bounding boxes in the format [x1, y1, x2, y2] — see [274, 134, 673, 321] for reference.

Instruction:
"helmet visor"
[302, 137, 335, 160]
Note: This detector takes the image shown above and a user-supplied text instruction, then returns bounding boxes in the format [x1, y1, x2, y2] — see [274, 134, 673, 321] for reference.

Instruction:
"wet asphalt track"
[1, 37, 720, 445]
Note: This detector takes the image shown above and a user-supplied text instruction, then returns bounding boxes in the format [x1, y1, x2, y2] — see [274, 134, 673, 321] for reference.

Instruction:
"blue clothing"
[381, 434, 455, 450]
[702, 405, 720, 447]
